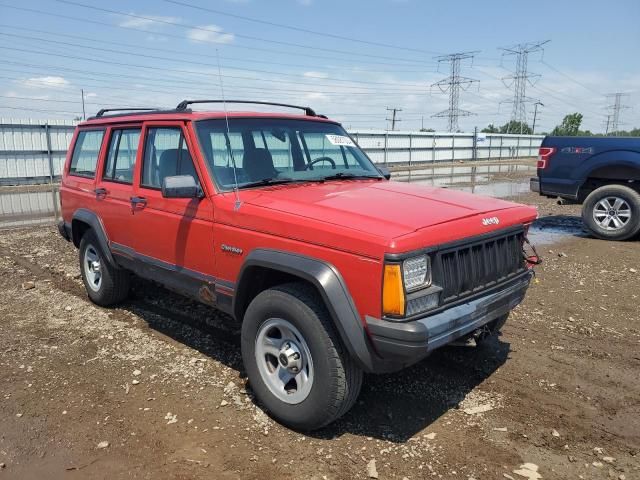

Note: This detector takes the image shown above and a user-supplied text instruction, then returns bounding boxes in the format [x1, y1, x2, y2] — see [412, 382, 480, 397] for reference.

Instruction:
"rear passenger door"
[130, 122, 214, 280]
[94, 126, 142, 250]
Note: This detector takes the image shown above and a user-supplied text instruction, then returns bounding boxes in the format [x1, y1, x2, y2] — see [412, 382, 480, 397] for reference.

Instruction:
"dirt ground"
[0, 176, 638, 479]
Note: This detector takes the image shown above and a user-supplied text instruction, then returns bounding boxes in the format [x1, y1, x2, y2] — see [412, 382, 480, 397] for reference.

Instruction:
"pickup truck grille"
[435, 229, 525, 303]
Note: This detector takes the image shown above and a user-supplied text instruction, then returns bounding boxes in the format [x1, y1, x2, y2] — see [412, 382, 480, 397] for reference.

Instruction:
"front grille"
[435, 229, 525, 303]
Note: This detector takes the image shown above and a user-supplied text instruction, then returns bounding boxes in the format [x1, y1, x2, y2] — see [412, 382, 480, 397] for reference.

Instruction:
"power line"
[0, 46, 432, 98]
[499, 40, 549, 133]
[0, 24, 439, 75]
[51, 0, 437, 65]
[0, 3, 435, 68]
[163, 0, 442, 55]
[385, 107, 402, 131]
[0, 61, 422, 97]
[430, 51, 479, 132]
[540, 60, 603, 97]
[0, 32, 432, 89]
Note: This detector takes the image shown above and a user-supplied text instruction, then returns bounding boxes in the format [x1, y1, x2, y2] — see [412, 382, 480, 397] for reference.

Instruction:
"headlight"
[402, 255, 431, 292]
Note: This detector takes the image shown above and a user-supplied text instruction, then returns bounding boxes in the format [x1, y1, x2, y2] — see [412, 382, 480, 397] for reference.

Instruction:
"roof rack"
[94, 107, 161, 118]
[176, 100, 317, 117]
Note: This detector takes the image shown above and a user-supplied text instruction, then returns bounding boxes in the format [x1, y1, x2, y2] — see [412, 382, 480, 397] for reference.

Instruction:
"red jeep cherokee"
[58, 100, 538, 430]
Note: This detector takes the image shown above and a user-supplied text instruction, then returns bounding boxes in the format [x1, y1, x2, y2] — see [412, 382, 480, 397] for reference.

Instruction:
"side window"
[103, 129, 141, 184]
[69, 130, 104, 178]
[142, 127, 199, 189]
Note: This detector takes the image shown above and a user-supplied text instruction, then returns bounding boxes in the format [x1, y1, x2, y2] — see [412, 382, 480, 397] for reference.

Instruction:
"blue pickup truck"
[531, 136, 640, 240]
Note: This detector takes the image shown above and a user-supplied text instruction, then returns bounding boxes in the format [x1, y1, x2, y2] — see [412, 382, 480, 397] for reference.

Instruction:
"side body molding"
[234, 249, 379, 372]
[71, 208, 117, 267]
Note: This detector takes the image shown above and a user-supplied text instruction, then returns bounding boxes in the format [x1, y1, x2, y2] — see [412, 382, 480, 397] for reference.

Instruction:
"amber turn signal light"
[382, 264, 405, 316]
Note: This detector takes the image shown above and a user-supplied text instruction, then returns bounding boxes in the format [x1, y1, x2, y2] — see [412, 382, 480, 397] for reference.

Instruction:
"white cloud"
[303, 71, 329, 79]
[118, 14, 181, 31]
[23, 76, 70, 89]
[187, 25, 235, 44]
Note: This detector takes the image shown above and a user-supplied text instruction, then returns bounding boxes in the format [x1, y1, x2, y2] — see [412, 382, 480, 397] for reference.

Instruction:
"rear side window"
[103, 129, 141, 184]
[142, 127, 199, 189]
[69, 130, 104, 178]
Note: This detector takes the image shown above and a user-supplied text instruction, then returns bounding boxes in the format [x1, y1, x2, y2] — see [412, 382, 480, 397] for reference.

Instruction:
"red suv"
[59, 100, 538, 430]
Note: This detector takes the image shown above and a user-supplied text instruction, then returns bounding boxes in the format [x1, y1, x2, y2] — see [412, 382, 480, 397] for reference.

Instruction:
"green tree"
[551, 113, 583, 136]
[500, 120, 532, 134]
[419, 128, 435, 132]
[481, 124, 499, 133]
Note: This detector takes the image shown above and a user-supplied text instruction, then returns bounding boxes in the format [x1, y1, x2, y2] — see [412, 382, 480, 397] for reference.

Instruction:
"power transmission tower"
[500, 40, 549, 133]
[605, 93, 630, 135]
[386, 107, 402, 131]
[430, 51, 479, 132]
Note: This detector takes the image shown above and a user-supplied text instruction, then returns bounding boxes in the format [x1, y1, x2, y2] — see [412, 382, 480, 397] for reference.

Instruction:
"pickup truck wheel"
[241, 283, 363, 431]
[79, 230, 130, 306]
[582, 185, 640, 241]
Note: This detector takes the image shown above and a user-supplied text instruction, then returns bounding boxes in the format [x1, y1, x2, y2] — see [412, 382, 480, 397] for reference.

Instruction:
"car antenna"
[216, 49, 242, 211]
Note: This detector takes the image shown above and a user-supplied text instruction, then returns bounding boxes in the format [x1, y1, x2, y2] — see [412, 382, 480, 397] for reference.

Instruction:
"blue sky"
[0, 0, 638, 132]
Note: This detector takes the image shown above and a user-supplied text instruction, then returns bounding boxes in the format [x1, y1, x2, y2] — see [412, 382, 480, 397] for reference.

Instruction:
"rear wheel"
[79, 230, 130, 306]
[241, 283, 362, 430]
[582, 185, 640, 241]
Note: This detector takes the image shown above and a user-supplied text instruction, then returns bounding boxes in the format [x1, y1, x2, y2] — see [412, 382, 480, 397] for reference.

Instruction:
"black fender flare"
[71, 208, 117, 267]
[234, 249, 378, 372]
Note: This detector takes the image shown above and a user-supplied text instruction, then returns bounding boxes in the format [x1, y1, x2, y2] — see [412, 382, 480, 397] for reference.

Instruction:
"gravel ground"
[0, 180, 638, 479]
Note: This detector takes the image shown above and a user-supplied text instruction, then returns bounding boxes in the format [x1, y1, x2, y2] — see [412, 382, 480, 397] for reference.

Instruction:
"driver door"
[129, 121, 215, 280]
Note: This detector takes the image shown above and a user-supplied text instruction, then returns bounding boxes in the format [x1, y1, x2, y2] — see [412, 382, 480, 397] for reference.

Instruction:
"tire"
[475, 313, 509, 347]
[241, 282, 363, 431]
[582, 185, 640, 241]
[79, 230, 130, 306]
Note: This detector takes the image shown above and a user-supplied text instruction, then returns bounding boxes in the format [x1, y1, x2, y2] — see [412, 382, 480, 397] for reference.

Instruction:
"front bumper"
[530, 177, 540, 193]
[365, 271, 532, 366]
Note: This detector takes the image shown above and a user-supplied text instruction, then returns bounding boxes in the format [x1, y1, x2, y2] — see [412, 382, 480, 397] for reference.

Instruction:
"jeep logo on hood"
[482, 216, 500, 226]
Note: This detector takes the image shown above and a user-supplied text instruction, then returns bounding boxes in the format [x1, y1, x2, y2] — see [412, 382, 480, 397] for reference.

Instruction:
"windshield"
[195, 118, 381, 190]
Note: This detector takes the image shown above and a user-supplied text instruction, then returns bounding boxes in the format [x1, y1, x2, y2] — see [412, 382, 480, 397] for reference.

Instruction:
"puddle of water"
[403, 175, 531, 200]
[528, 216, 587, 245]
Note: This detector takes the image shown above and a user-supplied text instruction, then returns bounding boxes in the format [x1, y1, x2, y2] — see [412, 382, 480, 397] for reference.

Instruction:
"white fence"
[352, 130, 543, 165]
[0, 119, 543, 185]
[0, 119, 76, 185]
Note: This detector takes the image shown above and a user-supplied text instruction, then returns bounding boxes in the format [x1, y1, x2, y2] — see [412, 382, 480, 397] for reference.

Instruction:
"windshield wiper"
[314, 172, 382, 182]
[239, 177, 302, 189]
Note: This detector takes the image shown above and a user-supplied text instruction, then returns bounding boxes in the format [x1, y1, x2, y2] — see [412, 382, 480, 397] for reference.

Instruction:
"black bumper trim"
[365, 271, 533, 365]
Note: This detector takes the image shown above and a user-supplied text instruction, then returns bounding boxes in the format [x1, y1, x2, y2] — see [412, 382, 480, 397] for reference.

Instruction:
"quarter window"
[103, 129, 141, 184]
[142, 127, 199, 189]
[69, 130, 104, 178]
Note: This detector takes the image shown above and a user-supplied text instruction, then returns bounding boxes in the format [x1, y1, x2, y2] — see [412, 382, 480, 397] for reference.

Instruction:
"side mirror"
[161, 175, 202, 198]
[377, 166, 391, 180]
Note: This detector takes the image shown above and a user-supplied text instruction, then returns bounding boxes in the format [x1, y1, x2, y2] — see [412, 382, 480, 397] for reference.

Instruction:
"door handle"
[130, 196, 147, 210]
[95, 187, 107, 199]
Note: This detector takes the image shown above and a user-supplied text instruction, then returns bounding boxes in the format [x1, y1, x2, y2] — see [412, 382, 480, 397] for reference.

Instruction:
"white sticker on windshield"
[325, 134, 355, 147]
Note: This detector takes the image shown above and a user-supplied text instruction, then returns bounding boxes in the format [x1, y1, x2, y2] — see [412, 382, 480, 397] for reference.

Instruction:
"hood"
[241, 179, 527, 239]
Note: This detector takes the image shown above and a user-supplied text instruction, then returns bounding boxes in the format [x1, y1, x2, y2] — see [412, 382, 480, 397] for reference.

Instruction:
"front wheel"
[582, 185, 640, 241]
[241, 283, 362, 430]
